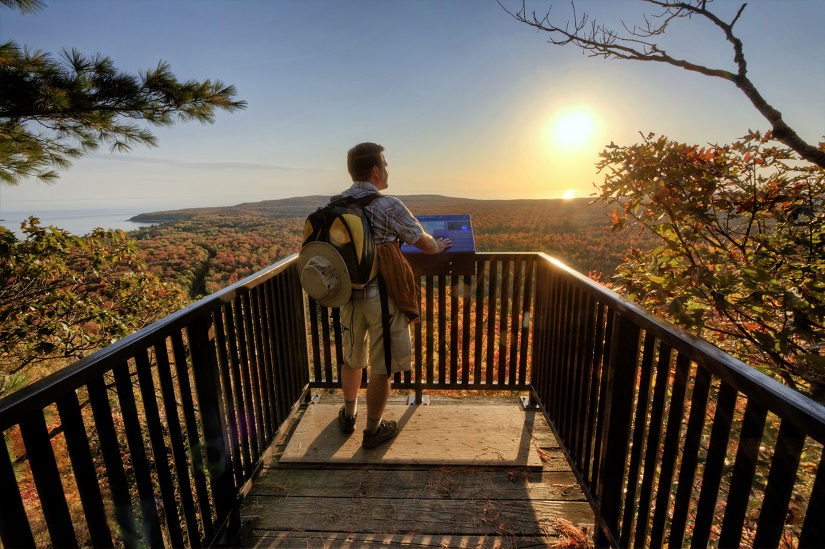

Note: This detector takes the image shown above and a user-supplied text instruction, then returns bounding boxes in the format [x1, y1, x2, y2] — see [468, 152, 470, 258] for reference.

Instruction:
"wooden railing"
[2, 251, 824, 547]
[531, 254, 825, 548]
[0, 256, 308, 548]
[307, 252, 536, 401]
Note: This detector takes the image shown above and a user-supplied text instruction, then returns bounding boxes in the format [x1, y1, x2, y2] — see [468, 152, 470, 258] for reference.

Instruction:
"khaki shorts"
[340, 292, 412, 376]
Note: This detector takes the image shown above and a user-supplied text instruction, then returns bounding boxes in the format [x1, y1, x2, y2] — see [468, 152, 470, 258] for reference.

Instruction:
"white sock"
[366, 416, 382, 433]
[345, 400, 357, 418]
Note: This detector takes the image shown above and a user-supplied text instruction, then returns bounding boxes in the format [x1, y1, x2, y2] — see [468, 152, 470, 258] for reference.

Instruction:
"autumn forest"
[131, 194, 656, 298]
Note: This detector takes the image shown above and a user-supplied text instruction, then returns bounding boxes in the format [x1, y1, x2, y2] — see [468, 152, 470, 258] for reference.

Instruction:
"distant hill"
[130, 194, 598, 223]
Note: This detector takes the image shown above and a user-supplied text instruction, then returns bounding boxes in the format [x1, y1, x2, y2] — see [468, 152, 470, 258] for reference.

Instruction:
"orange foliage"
[132, 196, 657, 297]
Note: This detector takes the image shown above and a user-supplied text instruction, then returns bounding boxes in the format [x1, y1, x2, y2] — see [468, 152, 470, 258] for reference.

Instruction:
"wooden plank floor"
[280, 399, 544, 466]
[239, 396, 595, 548]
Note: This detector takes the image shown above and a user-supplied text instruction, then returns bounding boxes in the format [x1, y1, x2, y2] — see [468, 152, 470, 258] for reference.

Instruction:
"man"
[339, 142, 451, 449]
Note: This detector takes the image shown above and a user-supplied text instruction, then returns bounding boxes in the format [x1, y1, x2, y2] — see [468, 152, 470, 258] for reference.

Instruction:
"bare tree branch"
[500, 0, 825, 168]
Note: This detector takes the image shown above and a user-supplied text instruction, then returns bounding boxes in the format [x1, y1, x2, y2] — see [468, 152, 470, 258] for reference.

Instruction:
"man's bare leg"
[365, 373, 390, 429]
[341, 364, 362, 418]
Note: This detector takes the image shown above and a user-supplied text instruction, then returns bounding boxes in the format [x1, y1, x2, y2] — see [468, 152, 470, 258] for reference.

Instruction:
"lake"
[0, 208, 160, 238]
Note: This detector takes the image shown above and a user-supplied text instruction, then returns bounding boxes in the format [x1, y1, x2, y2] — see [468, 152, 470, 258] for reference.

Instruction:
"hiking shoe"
[362, 420, 399, 449]
[338, 405, 356, 435]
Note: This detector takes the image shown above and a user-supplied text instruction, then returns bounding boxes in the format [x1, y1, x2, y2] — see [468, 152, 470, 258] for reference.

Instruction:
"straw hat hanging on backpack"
[297, 241, 352, 308]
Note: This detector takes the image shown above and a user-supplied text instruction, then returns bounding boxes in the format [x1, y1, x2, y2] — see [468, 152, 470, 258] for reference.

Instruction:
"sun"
[551, 110, 594, 148]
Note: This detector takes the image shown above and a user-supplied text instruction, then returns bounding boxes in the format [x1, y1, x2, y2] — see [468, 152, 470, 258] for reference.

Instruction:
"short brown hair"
[347, 142, 384, 182]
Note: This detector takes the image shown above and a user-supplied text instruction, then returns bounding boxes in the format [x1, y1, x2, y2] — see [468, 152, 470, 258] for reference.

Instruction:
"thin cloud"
[92, 154, 333, 173]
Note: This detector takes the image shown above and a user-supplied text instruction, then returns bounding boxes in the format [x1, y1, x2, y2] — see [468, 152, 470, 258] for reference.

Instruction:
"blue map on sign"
[401, 214, 475, 253]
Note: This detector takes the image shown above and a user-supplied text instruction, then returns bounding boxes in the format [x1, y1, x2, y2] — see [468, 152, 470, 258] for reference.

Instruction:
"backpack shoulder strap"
[353, 193, 382, 207]
[327, 192, 379, 209]
[348, 193, 382, 231]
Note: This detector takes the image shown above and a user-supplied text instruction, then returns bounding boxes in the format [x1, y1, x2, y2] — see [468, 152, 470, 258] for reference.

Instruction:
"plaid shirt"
[338, 182, 424, 247]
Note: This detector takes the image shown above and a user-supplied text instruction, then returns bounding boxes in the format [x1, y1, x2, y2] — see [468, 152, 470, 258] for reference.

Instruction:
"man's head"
[347, 142, 389, 189]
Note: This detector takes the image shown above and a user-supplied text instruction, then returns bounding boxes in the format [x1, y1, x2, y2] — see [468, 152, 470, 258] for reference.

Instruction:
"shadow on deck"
[239, 396, 595, 548]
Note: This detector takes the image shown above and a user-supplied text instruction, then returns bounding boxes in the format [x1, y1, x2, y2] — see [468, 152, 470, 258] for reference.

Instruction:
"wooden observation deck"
[1, 252, 823, 548]
[240, 396, 593, 547]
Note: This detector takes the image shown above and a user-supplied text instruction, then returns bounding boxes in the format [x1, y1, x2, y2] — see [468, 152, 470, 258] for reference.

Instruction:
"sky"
[1, 0, 824, 215]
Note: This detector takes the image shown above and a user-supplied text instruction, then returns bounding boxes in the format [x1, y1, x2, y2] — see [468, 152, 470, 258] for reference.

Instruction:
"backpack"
[302, 192, 394, 372]
[302, 193, 382, 290]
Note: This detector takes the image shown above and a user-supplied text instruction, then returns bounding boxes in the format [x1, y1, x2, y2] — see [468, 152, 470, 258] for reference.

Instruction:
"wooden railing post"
[188, 316, 239, 540]
[0, 435, 36, 547]
[595, 312, 640, 545]
[19, 410, 78, 547]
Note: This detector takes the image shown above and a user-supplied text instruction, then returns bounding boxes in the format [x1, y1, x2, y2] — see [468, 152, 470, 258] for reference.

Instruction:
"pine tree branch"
[0, 40, 247, 183]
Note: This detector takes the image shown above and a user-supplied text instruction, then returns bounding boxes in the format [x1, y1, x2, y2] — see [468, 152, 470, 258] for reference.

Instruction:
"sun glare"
[552, 111, 594, 148]
[562, 189, 576, 199]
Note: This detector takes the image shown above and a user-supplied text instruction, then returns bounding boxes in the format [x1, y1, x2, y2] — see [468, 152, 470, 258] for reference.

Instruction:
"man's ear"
[368, 165, 381, 183]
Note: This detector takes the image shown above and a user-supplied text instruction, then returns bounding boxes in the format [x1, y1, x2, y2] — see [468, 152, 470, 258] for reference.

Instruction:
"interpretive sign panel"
[401, 214, 475, 276]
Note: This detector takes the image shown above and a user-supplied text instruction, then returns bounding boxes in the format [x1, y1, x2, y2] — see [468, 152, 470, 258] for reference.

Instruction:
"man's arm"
[412, 234, 452, 254]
